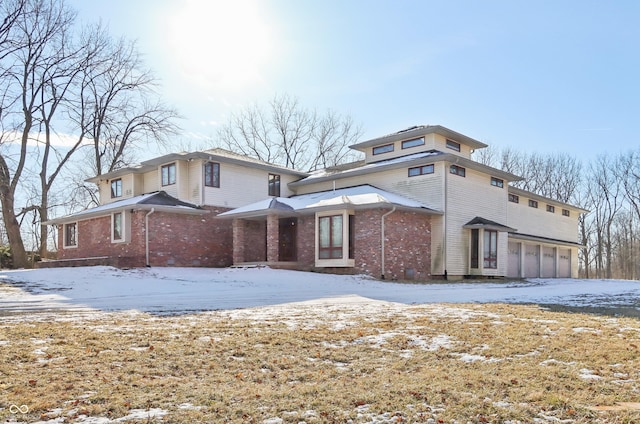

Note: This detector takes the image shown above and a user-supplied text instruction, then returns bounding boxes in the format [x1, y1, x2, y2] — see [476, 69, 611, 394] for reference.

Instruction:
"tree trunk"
[0, 190, 29, 268]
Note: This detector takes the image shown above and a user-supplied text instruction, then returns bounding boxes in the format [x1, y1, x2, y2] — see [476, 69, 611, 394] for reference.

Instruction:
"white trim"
[314, 210, 355, 268]
[63, 222, 78, 249]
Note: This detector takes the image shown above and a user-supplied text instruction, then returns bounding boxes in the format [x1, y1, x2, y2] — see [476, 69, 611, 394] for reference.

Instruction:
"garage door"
[541, 246, 556, 278]
[507, 242, 521, 278]
[558, 248, 571, 278]
[524, 244, 540, 278]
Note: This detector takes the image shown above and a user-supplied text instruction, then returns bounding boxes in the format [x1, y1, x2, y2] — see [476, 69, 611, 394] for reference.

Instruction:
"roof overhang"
[508, 232, 584, 248]
[463, 216, 517, 232]
[350, 125, 489, 151]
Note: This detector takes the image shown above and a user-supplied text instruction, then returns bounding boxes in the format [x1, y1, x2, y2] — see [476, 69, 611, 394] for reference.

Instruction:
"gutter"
[145, 208, 155, 267]
[380, 206, 396, 279]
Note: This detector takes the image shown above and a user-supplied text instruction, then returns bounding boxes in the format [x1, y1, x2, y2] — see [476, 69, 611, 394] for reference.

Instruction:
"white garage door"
[507, 242, 521, 278]
[524, 244, 540, 278]
[558, 248, 571, 278]
[541, 246, 556, 278]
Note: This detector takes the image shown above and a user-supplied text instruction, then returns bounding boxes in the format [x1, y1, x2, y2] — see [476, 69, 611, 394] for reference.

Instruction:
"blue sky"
[68, 0, 640, 161]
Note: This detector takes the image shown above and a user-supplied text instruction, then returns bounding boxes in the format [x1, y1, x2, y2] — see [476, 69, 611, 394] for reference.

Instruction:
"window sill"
[315, 258, 355, 268]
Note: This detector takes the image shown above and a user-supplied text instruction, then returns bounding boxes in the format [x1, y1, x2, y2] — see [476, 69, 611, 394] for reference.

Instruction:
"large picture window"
[484, 230, 498, 269]
[318, 215, 343, 259]
[204, 162, 220, 187]
[161, 163, 176, 186]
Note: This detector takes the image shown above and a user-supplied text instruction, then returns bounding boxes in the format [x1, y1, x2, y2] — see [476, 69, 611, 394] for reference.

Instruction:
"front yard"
[1, 298, 640, 423]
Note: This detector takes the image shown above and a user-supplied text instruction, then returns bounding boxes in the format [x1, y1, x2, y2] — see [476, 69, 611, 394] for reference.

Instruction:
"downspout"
[443, 162, 448, 279]
[380, 206, 396, 279]
[145, 208, 155, 267]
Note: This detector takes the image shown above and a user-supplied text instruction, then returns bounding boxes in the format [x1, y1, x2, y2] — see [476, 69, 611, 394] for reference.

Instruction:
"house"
[44, 125, 586, 279]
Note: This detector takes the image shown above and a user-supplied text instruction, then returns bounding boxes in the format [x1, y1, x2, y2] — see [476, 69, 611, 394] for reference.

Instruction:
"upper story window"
[401, 137, 425, 149]
[562, 209, 570, 217]
[408, 164, 434, 177]
[204, 162, 220, 188]
[546, 205, 555, 213]
[268, 174, 281, 197]
[64, 222, 77, 248]
[372, 143, 394, 155]
[450, 164, 466, 177]
[161, 163, 176, 186]
[446, 139, 461, 152]
[491, 177, 504, 188]
[508, 194, 519, 203]
[110, 179, 122, 198]
[529, 199, 538, 208]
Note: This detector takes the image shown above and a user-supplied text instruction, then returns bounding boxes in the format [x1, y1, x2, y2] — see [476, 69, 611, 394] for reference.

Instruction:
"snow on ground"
[0, 266, 640, 315]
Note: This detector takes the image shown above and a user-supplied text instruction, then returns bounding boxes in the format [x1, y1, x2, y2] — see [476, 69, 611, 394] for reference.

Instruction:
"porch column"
[266, 214, 279, 263]
[232, 219, 246, 264]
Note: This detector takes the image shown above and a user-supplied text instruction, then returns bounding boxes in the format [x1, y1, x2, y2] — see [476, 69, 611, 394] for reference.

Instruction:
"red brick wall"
[233, 219, 266, 263]
[353, 209, 432, 280]
[55, 206, 233, 268]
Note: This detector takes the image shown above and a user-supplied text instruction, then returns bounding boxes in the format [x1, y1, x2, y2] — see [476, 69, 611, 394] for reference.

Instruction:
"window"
[268, 174, 281, 197]
[470, 229, 479, 269]
[562, 209, 570, 217]
[508, 194, 519, 203]
[529, 199, 538, 208]
[64, 223, 77, 247]
[318, 215, 343, 259]
[491, 177, 504, 188]
[450, 164, 466, 177]
[161, 163, 176, 186]
[484, 230, 498, 269]
[402, 137, 425, 149]
[204, 162, 220, 187]
[408, 164, 434, 177]
[348, 215, 355, 260]
[372, 143, 394, 155]
[110, 179, 122, 198]
[446, 139, 461, 152]
[546, 205, 555, 213]
[113, 212, 123, 241]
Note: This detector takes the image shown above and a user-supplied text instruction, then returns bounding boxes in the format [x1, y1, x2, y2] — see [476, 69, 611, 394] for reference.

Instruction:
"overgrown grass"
[1, 301, 640, 423]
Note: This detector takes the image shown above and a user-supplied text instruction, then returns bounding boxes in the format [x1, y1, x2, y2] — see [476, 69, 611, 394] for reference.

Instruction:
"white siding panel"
[507, 199, 580, 243]
[144, 170, 159, 194]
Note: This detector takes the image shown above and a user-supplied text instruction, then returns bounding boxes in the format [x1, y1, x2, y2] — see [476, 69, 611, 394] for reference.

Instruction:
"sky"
[66, 0, 640, 162]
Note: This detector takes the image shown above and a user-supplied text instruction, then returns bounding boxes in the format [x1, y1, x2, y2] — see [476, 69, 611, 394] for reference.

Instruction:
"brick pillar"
[232, 219, 246, 264]
[266, 214, 279, 263]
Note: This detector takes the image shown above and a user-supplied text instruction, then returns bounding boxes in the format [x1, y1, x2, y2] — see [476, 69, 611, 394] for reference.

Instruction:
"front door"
[278, 218, 297, 261]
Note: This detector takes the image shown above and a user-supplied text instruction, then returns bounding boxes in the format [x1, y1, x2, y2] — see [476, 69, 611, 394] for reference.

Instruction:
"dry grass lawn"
[1, 298, 640, 423]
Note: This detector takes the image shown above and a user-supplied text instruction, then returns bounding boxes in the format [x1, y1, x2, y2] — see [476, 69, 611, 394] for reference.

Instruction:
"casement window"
[64, 222, 77, 248]
[318, 215, 343, 259]
[470, 229, 479, 268]
[402, 137, 425, 149]
[508, 194, 519, 203]
[562, 209, 570, 217]
[446, 139, 461, 152]
[161, 163, 176, 186]
[110, 179, 122, 198]
[372, 143, 394, 155]
[268, 174, 281, 197]
[491, 177, 504, 188]
[112, 212, 123, 241]
[204, 162, 220, 187]
[484, 230, 498, 269]
[547, 205, 555, 213]
[529, 199, 538, 208]
[450, 164, 466, 177]
[408, 164, 434, 177]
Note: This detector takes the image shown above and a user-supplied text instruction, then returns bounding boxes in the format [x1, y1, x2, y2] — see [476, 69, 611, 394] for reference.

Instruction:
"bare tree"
[216, 93, 363, 171]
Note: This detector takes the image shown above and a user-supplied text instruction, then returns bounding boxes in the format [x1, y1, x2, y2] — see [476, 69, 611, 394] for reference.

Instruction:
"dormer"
[350, 125, 488, 164]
